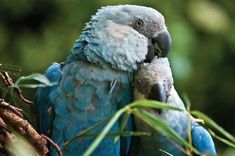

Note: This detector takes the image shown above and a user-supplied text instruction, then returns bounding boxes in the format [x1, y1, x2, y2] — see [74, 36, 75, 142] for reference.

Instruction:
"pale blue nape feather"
[67, 5, 148, 72]
[35, 62, 63, 134]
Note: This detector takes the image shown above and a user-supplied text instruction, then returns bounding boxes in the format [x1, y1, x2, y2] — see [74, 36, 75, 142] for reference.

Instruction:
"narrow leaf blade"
[133, 108, 199, 155]
[191, 111, 235, 143]
[14, 73, 52, 88]
[130, 99, 182, 111]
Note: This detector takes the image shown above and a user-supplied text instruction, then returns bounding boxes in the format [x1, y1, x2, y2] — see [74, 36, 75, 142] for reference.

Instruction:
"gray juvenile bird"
[132, 57, 216, 156]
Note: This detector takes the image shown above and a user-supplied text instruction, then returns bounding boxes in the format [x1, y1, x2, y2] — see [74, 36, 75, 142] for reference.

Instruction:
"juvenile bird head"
[134, 57, 173, 102]
[71, 5, 172, 71]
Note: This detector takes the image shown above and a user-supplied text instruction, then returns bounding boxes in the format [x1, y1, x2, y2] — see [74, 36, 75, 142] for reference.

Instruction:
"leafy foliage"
[62, 100, 235, 156]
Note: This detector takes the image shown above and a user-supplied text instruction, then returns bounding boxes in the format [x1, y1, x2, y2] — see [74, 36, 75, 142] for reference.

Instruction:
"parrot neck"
[66, 16, 148, 72]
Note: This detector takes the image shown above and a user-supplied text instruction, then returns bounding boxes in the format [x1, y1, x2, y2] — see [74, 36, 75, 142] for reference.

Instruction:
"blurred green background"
[0, 0, 235, 155]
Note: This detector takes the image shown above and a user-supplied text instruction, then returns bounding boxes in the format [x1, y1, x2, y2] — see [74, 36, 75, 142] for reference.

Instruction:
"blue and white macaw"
[133, 57, 216, 156]
[35, 5, 172, 156]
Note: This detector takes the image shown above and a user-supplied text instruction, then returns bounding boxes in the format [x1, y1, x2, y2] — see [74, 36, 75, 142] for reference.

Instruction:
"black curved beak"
[153, 30, 172, 58]
[148, 82, 166, 102]
[145, 43, 155, 63]
[145, 30, 172, 62]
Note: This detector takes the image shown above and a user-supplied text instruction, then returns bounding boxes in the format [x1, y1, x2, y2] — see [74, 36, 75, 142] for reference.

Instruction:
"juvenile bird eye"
[135, 19, 144, 27]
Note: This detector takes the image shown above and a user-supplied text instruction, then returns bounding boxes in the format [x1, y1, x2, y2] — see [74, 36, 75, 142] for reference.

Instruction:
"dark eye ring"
[135, 19, 144, 27]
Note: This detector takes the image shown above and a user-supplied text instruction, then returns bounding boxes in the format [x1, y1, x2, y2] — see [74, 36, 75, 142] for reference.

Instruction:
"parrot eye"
[134, 19, 144, 27]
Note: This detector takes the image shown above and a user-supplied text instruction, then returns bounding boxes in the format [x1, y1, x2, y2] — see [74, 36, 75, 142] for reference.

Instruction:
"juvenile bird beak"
[148, 82, 166, 102]
[153, 30, 172, 58]
[148, 82, 167, 115]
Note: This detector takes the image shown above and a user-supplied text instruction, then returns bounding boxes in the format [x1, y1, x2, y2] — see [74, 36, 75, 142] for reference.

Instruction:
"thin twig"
[41, 134, 63, 156]
[0, 72, 8, 85]
[0, 72, 33, 104]
[0, 117, 9, 132]
[0, 99, 23, 118]
[0, 117, 12, 156]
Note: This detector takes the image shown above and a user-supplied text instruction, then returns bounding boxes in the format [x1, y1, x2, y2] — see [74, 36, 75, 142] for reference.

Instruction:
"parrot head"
[71, 5, 172, 71]
[134, 57, 173, 102]
[97, 5, 172, 58]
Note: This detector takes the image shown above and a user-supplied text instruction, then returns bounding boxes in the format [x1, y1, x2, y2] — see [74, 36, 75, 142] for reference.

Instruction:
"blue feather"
[47, 60, 133, 156]
[35, 62, 63, 134]
[192, 122, 216, 156]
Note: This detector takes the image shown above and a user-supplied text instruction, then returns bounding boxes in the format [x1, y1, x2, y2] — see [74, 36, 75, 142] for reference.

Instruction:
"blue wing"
[191, 122, 216, 156]
[35, 62, 63, 134]
[49, 60, 133, 156]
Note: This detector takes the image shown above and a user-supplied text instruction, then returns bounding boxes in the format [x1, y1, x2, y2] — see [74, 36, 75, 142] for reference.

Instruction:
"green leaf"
[13, 73, 52, 88]
[72, 100, 184, 156]
[191, 111, 235, 143]
[185, 96, 192, 153]
[13, 84, 51, 88]
[182, 93, 191, 107]
[132, 108, 199, 155]
[65, 100, 180, 155]
[114, 112, 130, 143]
[159, 149, 174, 156]
[120, 112, 130, 132]
[64, 131, 150, 140]
[62, 117, 111, 150]
[129, 99, 183, 111]
[208, 129, 235, 149]
[83, 108, 126, 156]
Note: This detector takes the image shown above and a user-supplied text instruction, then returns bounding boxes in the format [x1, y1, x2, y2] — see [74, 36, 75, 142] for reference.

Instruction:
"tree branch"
[0, 100, 48, 155]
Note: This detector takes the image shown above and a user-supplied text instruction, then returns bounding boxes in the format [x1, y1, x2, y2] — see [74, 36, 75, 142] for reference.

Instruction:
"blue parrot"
[35, 5, 172, 156]
[132, 57, 216, 156]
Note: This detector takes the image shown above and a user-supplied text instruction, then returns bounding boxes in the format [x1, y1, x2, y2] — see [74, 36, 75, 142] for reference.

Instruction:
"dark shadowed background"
[0, 0, 235, 155]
